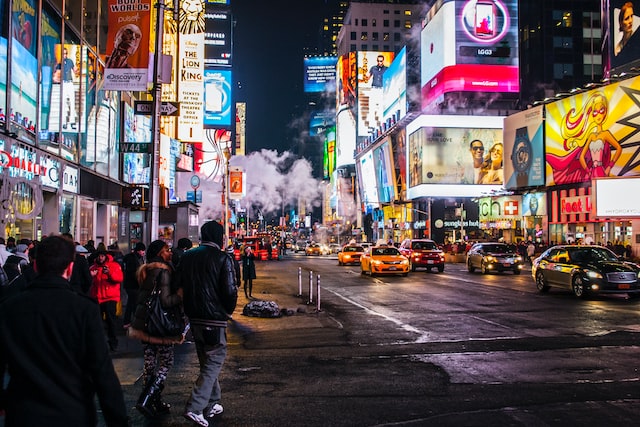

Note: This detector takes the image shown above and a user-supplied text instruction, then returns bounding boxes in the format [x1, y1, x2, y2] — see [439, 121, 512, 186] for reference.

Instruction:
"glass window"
[383, 20, 389, 27]
[362, 19, 368, 26]
[553, 63, 573, 78]
[361, 32, 368, 41]
[394, 20, 400, 28]
[394, 32, 402, 42]
[553, 10, 572, 27]
[372, 32, 379, 41]
[350, 44, 357, 51]
[372, 44, 379, 51]
[372, 19, 376, 27]
[78, 198, 93, 243]
[553, 37, 572, 48]
[383, 32, 390, 41]
[60, 194, 77, 235]
[350, 31, 356, 40]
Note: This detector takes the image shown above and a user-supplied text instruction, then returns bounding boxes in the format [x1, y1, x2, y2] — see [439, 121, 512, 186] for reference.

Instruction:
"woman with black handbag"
[130, 240, 184, 419]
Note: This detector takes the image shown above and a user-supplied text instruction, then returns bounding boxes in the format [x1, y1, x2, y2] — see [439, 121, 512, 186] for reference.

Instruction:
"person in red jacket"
[90, 249, 124, 351]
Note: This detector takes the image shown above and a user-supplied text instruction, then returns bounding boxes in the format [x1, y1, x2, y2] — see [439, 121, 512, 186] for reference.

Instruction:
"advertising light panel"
[421, 0, 519, 109]
[336, 106, 356, 168]
[545, 76, 640, 186]
[336, 53, 356, 109]
[609, 0, 640, 73]
[310, 111, 335, 137]
[383, 47, 407, 125]
[304, 56, 337, 93]
[594, 177, 640, 217]
[503, 105, 545, 189]
[406, 115, 504, 198]
[372, 139, 396, 203]
[323, 126, 336, 180]
[204, 5, 232, 67]
[357, 150, 380, 210]
[203, 68, 232, 127]
[357, 51, 395, 137]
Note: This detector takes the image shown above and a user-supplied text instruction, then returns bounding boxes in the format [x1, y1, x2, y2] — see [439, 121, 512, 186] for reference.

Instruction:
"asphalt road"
[5, 253, 640, 426]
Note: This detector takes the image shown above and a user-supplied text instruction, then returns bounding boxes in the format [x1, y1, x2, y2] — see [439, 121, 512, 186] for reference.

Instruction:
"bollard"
[308, 270, 314, 304]
[297, 267, 302, 296]
[316, 274, 321, 312]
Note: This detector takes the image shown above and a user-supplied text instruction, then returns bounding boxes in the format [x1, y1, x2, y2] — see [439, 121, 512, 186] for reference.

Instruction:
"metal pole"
[148, 0, 166, 243]
[308, 270, 313, 304]
[223, 151, 231, 248]
[297, 267, 302, 296]
[316, 274, 321, 312]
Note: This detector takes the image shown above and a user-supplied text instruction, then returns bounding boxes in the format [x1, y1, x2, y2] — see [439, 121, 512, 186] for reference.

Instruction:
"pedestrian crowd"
[0, 220, 239, 427]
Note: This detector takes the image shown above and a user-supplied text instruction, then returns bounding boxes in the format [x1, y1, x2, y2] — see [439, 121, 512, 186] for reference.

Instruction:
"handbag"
[144, 281, 184, 337]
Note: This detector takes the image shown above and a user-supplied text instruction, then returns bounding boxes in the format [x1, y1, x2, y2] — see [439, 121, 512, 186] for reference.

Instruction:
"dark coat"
[241, 252, 257, 281]
[122, 251, 144, 290]
[177, 243, 238, 324]
[0, 274, 128, 426]
[131, 260, 182, 336]
[70, 253, 92, 294]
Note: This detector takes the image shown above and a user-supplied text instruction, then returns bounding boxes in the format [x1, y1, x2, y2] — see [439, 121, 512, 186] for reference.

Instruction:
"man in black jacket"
[122, 242, 146, 327]
[0, 235, 128, 426]
[179, 221, 237, 427]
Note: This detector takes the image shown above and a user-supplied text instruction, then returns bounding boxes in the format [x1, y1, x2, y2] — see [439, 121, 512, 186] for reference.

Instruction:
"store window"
[79, 198, 93, 244]
[60, 194, 77, 236]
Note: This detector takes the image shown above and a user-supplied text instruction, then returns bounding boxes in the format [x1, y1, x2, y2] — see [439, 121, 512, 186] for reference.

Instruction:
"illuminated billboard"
[357, 51, 395, 137]
[594, 177, 640, 217]
[336, 53, 356, 109]
[204, 5, 232, 67]
[336, 106, 356, 168]
[503, 105, 545, 189]
[406, 115, 504, 198]
[310, 111, 335, 137]
[382, 47, 407, 126]
[545, 76, 640, 186]
[421, 0, 519, 109]
[323, 126, 336, 180]
[372, 139, 396, 203]
[203, 68, 232, 127]
[304, 56, 337, 93]
[609, 0, 640, 73]
[357, 150, 379, 211]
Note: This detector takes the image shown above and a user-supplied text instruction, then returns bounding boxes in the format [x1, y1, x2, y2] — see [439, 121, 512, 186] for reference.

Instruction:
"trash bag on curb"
[242, 300, 283, 318]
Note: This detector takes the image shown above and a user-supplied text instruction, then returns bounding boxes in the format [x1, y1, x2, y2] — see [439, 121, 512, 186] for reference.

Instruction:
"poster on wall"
[372, 140, 396, 203]
[609, 0, 640, 73]
[356, 51, 394, 137]
[104, 0, 151, 91]
[545, 75, 640, 186]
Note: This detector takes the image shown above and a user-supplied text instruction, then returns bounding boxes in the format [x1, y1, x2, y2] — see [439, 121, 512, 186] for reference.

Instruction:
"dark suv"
[399, 239, 445, 273]
[466, 242, 524, 275]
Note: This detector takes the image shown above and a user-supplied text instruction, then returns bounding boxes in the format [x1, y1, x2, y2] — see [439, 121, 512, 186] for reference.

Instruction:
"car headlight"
[515, 256, 523, 262]
[585, 269, 603, 279]
[401, 259, 409, 265]
[637, 271, 640, 279]
[373, 260, 383, 266]
[485, 256, 496, 262]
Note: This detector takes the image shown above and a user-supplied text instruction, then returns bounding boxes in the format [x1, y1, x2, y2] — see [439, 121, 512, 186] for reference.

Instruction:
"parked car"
[399, 239, 445, 273]
[328, 243, 342, 254]
[532, 245, 640, 298]
[305, 243, 323, 256]
[360, 245, 410, 276]
[466, 242, 523, 275]
[338, 245, 365, 265]
[294, 240, 308, 253]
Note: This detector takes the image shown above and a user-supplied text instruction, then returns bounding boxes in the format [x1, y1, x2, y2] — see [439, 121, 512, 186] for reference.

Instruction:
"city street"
[4, 253, 636, 427]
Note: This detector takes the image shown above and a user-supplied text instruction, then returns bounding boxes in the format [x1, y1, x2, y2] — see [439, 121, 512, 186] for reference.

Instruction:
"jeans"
[185, 326, 227, 413]
[100, 300, 118, 349]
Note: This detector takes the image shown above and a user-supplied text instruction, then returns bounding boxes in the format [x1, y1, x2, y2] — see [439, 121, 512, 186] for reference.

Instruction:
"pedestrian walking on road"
[178, 220, 238, 427]
[241, 246, 257, 298]
[131, 239, 183, 419]
[0, 235, 129, 426]
[527, 241, 536, 266]
[122, 242, 146, 328]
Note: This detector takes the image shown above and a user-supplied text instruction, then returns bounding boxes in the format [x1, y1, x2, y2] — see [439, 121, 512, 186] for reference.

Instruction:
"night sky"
[232, 0, 331, 153]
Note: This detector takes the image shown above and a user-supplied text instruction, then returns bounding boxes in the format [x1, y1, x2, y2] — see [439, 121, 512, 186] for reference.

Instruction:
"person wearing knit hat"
[131, 239, 182, 418]
[179, 221, 237, 425]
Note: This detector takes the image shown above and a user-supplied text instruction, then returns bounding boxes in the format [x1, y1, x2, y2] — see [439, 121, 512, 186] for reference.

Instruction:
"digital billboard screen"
[406, 115, 504, 198]
[545, 75, 640, 186]
[357, 51, 395, 137]
[609, 0, 640, 73]
[336, 106, 356, 168]
[336, 53, 356, 109]
[372, 139, 396, 203]
[357, 150, 379, 210]
[304, 56, 337, 93]
[421, 0, 519, 109]
[503, 105, 545, 189]
[382, 47, 407, 125]
[204, 6, 232, 67]
[203, 68, 232, 127]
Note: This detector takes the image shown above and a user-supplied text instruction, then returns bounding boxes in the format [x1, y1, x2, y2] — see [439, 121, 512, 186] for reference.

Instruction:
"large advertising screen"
[545, 75, 640, 186]
[609, 0, 640, 73]
[304, 56, 337, 93]
[421, 0, 519, 109]
[503, 105, 545, 189]
[336, 52, 356, 109]
[357, 51, 395, 137]
[203, 68, 232, 127]
[372, 139, 396, 203]
[406, 115, 504, 198]
[594, 177, 640, 217]
[357, 150, 379, 211]
[323, 126, 336, 180]
[336, 106, 356, 168]
[382, 47, 407, 126]
[204, 6, 232, 67]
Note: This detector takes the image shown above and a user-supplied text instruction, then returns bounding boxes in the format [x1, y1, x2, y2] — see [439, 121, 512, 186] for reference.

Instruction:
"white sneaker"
[184, 411, 209, 427]
[206, 403, 224, 417]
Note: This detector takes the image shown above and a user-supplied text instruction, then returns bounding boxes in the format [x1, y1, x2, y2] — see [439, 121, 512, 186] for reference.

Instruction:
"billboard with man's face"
[609, 0, 640, 74]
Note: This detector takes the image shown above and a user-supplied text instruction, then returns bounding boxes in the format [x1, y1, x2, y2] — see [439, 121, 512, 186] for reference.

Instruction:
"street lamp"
[222, 143, 231, 248]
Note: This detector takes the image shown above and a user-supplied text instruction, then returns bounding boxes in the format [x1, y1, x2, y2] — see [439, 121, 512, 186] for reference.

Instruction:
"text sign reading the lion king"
[545, 76, 640, 186]
[104, 0, 152, 91]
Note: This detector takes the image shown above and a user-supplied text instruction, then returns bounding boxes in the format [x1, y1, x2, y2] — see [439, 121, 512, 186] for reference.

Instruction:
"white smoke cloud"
[178, 149, 324, 222]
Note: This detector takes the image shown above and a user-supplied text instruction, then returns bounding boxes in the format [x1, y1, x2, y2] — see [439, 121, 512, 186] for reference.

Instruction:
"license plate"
[388, 266, 397, 271]
[619, 284, 631, 289]
[503, 263, 511, 267]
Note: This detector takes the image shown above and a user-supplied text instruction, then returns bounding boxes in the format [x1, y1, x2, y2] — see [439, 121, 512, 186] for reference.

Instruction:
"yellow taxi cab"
[360, 244, 410, 276]
[305, 243, 323, 256]
[338, 245, 365, 265]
